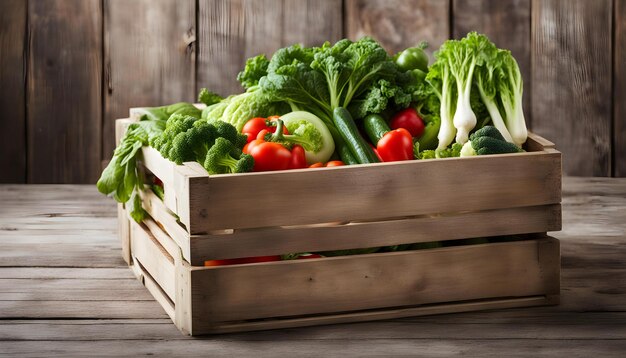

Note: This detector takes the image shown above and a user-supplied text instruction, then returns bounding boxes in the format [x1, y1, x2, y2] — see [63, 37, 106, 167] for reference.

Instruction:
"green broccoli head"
[417, 150, 437, 160]
[168, 121, 217, 164]
[150, 114, 197, 155]
[204, 137, 254, 174]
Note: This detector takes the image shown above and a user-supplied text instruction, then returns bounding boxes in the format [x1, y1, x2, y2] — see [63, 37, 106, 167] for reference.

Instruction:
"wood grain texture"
[130, 220, 176, 301]
[189, 237, 559, 325]
[345, 0, 449, 56]
[453, 0, 531, 125]
[1, 179, 625, 354]
[531, 0, 612, 176]
[27, 0, 102, 183]
[197, 0, 343, 96]
[188, 205, 561, 263]
[185, 151, 561, 232]
[103, 0, 196, 161]
[616, 0, 626, 177]
[0, 0, 26, 183]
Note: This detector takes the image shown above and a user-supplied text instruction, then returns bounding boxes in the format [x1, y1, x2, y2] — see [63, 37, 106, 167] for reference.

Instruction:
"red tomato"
[249, 142, 292, 172]
[288, 145, 307, 169]
[308, 162, 324, 168]
[377, 128, 414, 162]
[242, 117, 288, 143]
[390, 108, 425, 138]
[243, 138, 263, 154]
[325, 161, 344, 167]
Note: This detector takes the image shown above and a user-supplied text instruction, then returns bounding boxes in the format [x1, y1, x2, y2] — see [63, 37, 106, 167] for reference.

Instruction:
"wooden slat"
[117, 204, 131, 265]
[189, 237, 560, 325]
[197, 0, 343, 96]
[189, 204, 560, 263]
[0, 0, 26, 183]
[345, 0, 450, 56]
[282, 0, 343, 47]
[193, 296, 557, 335]
[103, 0, 196, 162]
[616, 0, 626, 177]
[130, 261, 176, 322]
[142, 218, 180, 263]
[452, 0, 531, 125]
[139, 190, 190, 260]
[183, 151, 561, 232]
[531, 0, 612, 176]
[526, 131, 556, 152]
[130, 220, 176, 302]
[27, 0, 102, 183]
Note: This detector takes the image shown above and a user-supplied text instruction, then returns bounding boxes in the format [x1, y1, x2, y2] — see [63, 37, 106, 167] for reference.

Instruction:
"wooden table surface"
[0, 177, 624, 357]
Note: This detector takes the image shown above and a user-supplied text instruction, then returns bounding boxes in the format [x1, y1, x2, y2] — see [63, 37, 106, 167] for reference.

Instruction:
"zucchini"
[363, 114, 390, 144]
[333, 107, 380, 164]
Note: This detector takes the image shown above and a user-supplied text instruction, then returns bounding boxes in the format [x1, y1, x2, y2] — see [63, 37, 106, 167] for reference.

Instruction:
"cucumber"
[337, 142, 359, 165]
[333, 107, 380, 164]
[363, 114, 390, 144]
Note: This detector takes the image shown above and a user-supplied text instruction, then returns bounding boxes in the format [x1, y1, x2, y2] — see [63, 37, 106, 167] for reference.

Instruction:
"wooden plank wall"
[0, 0, 623, 182]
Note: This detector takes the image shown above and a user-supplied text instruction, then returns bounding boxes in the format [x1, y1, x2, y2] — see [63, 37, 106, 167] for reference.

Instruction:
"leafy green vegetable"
[215, 87, 290, 131]
[258, 38, 413, 130]
[237, 54, 270, 90]
[197, 88, 223, 107]
[497, 51, 528, 146]
[133, 102, 201, 122]
[97, 118, 165, 221]
[419, 32, 529, 156]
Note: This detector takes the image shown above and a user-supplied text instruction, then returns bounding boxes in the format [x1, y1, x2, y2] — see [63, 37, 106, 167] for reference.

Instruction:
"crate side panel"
[189, 151, 561, 232]
[130, 221, 176, 301]
[189, 204, 561, 263]
[190, 237, 559, 323]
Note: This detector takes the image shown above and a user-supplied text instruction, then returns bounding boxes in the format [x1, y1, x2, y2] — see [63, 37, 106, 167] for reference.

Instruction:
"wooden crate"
[116, 116, 562, 335]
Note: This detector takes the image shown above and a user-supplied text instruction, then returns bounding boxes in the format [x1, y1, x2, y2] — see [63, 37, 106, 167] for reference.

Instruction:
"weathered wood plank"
[1, 339, 625, 358]
[2, 313, 626, 341]
[345, 0, 449, 56]
[452, 0, 531, 125]
[0, 267, 134, 280]
[282, 0, 343, 47]
[103, 0, 196, 161]
[0, 278, 153, 301]
[190, 238, 559, 324]
[615, 0, 626, 177]
[531, 0, 612, 176]
[27, 0, 102, 183]
[0, 179, 624, 354]
[0, 0, 26, 183]
[197, 0, 343, 96]
[185, 151, 561, 232]
[0, 301, 168, 320]
[190, 205, 561, 263]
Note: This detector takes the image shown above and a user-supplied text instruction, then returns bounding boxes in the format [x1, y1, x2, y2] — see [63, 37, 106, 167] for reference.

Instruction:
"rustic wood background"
[0, 0, 623, 183]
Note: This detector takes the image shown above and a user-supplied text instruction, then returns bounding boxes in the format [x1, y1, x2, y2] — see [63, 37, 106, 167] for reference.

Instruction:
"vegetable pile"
[98, 32, 531, 259]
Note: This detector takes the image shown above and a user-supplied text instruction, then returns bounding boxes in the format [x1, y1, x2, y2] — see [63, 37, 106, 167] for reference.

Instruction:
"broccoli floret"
[150, 114, 198, 156]
[211, 120, 247, 150]
[204, 137, 254, 174]
[417, 150, 437, 160]
[460, 125, 524, 157]
[168, 121, 217, 164]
